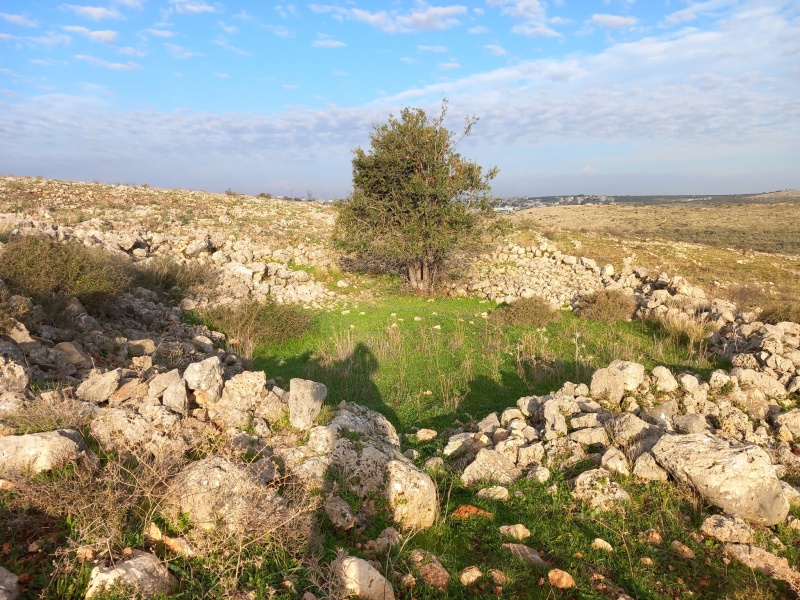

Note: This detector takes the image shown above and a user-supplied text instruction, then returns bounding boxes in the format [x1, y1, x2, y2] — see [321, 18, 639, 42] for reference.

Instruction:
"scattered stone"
[333, 555, 395, 600]
[461, 448, 522, 486]
[0, 357, 28, 393]
[183, 356, 224, 406]
[413, 428, 438, 442]
[288, 378, 327, 430]
[85, 550, 177, 599]
[324, 495, 356, 531]
[408, 549, 450, 590]
[76, 369, 121, 403]
[632, 453, 669, 482]
[0, 429, 92, 477]
[700, 514, 753, 544]
[548, 569, 576, 589]
[572, 468, 631, 510]
[526, 465, 551, 483]
[0, 566, 19, 600]
[451, 505, 493, 520]
[459, 566, 482, 586]
[503, 543, 547, 567]
[645, 529, 663, 546]
[488, 569, 510, 585]
[592, 538, 614, 552]
[476, 486, 509, 501]
[671, 540, 695, 560]
[601, 447, 630, 477]
[652, 366, 679, 393]
[499, 524, 530, 540]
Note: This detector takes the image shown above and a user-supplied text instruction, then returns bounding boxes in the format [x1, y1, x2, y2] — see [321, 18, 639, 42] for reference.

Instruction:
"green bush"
[759, 300, 800, 325]
[201, 300, 313, 360]
[492, 296, 561, 327]
[131, 256, 214, 305]
[577, 288, 637, 322]
[0, 236, 131, 314]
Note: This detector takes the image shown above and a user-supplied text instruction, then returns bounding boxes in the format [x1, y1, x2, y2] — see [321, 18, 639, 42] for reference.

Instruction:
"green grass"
[255, 294, 724, 434]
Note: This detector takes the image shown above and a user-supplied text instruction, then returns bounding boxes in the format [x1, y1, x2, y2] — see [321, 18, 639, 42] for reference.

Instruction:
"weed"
[759, 299, 800, 325]
[578, 289, 637, 322]
[0, 236, 131, 315]
[491, 295, 562, 327]
[201, 300, 313, 361]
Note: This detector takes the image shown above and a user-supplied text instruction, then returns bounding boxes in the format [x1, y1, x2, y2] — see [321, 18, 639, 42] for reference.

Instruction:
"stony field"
[1, 176, 800, 600]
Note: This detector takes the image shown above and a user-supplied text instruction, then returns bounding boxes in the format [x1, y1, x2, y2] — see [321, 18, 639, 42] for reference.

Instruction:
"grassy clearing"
[255, 294, 724, 434]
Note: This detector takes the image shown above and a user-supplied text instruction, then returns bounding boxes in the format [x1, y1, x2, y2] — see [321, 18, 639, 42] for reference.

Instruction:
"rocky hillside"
[1, 176, 800, 599]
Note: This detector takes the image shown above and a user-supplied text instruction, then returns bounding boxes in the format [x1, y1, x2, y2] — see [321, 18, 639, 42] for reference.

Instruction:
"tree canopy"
[333, 100, 498, 292]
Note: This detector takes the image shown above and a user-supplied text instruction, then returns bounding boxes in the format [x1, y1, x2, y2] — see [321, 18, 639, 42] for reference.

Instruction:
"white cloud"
[264, 24, 290, 37]
[468, 25, 490, 34]
[591, 14, 637, 29]
[488, 0, 561, 37]
[438, 60, 461, 70]
[169, 0, 217, 15]
[213, 71, 228, 78]
[63, 26, 119, 43]
[146, 28, 174, 37]
[309, 4, 468, 33]
[63, 5, 124, 20]
[484, 44, 507, 56]
[213, 36, 251, 56]
[417, 44, 448, 52]
[75, 54, 140, 69]
[219, 21, 237, 33]
[662, 0, 735, 26]
[312, 34, 345, 48]
[582, 166, 597, 174]
[117, 45, 146, 56]
[164, 42, 203, 58]
[114, 0, 143, 7]
[0, 13, 38, 27]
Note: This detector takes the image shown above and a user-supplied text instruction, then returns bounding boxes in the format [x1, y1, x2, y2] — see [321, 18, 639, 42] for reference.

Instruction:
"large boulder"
[209, 370, 267, 429]
[90, 407, 187, 462]
[731, 368, 787, 398]
[85, 550, 177, 599]
[293, 402, 438, 530]
[652, 433, 788, 525]
[165, 455, 284, 533]
[0, 429, 92, 477]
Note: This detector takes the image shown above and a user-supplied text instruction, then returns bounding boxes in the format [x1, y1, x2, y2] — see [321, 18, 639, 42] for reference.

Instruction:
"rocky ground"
[1, 176, 800, 599]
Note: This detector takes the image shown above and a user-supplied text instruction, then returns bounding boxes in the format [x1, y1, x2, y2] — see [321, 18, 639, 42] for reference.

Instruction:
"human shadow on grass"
[256, 341, 400, 428]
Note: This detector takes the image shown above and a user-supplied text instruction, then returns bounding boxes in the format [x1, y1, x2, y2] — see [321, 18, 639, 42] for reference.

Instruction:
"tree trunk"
[407, 257, 438, 293]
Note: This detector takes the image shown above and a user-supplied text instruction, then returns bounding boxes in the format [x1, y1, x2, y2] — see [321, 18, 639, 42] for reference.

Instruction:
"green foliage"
[201, 300, 313, 361]
[578, 288, 638, 322]
[0, 236, 131, 315]
[491, 296, 562, 327]
[333, 99, 498, 292]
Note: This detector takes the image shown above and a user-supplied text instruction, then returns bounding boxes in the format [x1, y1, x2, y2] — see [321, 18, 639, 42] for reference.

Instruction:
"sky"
[1, 0, 799, 199]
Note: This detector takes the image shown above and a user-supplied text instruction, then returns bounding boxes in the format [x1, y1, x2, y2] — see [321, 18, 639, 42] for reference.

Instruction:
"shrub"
[759, 300, 800, 325]
[131, 257, 214, 305]
[577, 288, 637, 322]
[0, 236, 131, 314]
[720, 284, 770, 311]
[492, 296, 561, 327]
[201, 300, 313, 360]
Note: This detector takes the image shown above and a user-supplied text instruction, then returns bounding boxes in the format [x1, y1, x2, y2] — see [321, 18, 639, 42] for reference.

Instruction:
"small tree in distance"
[333, 99, 499, 292]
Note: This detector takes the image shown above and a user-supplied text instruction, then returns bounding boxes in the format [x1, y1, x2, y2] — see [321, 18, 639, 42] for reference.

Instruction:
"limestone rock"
[183, 356, 224, 406]
[476, 485, 509, 501]
[76, 369, 121, 403]
[499, 524, 530, 540]
[333, 555, 394, 600]
[324, 495, 356, 531]
[85, 550, 177, 599]
[651, 433, 788, 525]
[527, 465, 551, 483]
[502, 543, 547, 567]
[461, 449, 523, 487]
[651, 366, 678, 393]
[725, 544, 800, 592]
[459, 566, 482, 586]
[572, 468, 630, 510]
[408, 549, 450, 590]
[0, 565, 19, 600]
[731, 368, 786, 398]
[385, 459, 439, 530]
[700, 514, 753, 544]
[162, 379, 189, 417]
[0, 429, 91, 477]
[548, 569, 576, 589]
[632, 453, 668, 482]
[148, 369, 180, 399]
[0, 356, 28, 393]
[608, 360, 646, 391]
[601, 447, 630, 477]
[210, 370, 266, 429]
[288, 378, 327, 430]
[592, 538, 614, 552]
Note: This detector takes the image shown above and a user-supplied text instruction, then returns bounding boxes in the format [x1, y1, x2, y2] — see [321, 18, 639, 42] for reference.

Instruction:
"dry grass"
[131, 256, 216, 305]
[2, 389, 95, 434]
[759, 299, 800, 325]
[491, 295, 562, 327]
[577, 289, 637, 322]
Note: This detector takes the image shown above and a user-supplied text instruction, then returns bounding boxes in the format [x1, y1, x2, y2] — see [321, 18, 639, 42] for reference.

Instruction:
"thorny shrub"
[491, 295, 562, 328]
[577, 288, 637, 322]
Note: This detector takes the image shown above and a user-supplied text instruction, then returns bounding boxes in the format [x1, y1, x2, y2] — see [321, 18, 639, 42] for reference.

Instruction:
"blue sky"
[1, 0, 799, 199]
